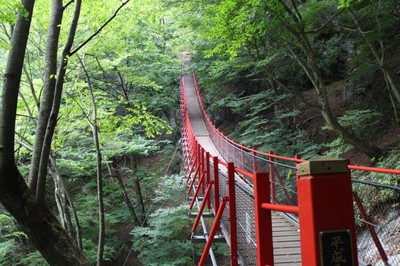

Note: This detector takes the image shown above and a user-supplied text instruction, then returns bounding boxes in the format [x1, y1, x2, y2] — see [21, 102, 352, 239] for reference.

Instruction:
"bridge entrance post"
[297, 157, 358, 266]
[253, 172, 274, 266]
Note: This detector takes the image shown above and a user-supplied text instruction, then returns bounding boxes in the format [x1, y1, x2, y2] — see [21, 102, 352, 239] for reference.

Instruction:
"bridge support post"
[253, 172, 274, 266]
[268, 151, 276, 203]
[297, 157, 358, 266]
[227, 162, 238, 266]
[206, 152, 211, 209]
[200, 147, 205, 195]
[252, 147, 258, 172]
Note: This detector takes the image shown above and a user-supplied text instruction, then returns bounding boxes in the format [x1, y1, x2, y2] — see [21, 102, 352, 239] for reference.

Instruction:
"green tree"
[342, 0, 400, 122]
[186, 0, 382, 158]
[0, 0, 135, 264]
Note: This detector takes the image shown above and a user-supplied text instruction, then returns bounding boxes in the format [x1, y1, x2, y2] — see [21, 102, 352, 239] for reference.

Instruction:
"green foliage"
[324, 138, 353, 158]
[323, 109, 381, 156]
[131, 205, 193, 266]
[74, 178, 132, 263]
[19, 251, 50, 266]
[338, 0, 362, 8]
[82, 238, 118, 263]
[0, 239, 17, 265]
[0, 213, 49, 265]
[0, 0, 28, 46]
[369, 151, 400, 188]
[338, 109, 381, 137]
[323, 109, 382, 139]
[153, 174, 185, 204]
[0, 214, 25, 241]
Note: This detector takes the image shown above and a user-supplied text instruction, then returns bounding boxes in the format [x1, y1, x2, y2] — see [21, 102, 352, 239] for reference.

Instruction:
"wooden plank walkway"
[184, 75, 302, 265]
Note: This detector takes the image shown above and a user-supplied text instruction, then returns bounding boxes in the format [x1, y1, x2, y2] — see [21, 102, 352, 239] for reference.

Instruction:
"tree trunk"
[28, 0, 64, 199]
[0, 2, 89, 264]
[134, 176, 146, 222]
[300, 39, 381, 158]
[112, 166, 141, 226]
[130, 155, 147, 225]
[267, 1, 382, 158]
[347, 7, 400, 117]
[35, 0, 83, 206]
[79, 56, 105, 266]
[0, 171, 90, 265]
[50, 155, 83, 250]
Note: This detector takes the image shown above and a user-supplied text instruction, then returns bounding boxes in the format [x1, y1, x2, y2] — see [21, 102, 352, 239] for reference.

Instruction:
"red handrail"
[192, 74, 400, 176]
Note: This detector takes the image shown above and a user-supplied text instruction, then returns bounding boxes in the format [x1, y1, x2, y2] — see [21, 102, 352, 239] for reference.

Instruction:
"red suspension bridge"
[180, 73, 400, 266]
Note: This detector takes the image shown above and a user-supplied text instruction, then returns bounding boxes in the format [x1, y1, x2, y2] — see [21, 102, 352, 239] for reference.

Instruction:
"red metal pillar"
[196, 143, 202, 193]
[294, 154, 301, 179]
[297, 157, 358, 266]
[252, 147, 258, 172]
[213, 156, 220, 213]
[253, 172, 274, 266]
[201, 147, 205, 195]
[224, 134, 228, 161]
[240, 144, 245, 170]
[268, 151, 276, 203]
[227, 162, 238, 266]
[205, 152, 211, 209]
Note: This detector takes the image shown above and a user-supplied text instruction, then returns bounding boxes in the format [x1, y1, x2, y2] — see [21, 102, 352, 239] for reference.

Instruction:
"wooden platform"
[184, 75, 302, 265]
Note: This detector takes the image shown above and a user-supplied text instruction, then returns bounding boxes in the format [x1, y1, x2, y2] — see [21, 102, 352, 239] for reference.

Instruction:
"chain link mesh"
[352, 180, 400, 265]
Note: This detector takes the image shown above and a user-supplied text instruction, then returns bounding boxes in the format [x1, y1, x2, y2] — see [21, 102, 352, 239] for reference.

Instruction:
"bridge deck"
[184, 75, 302, 265]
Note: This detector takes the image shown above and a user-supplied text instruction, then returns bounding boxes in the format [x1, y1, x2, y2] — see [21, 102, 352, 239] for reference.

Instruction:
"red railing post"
[294, 154, 301, 179]
[252, 147, 258, 172]
[227, 162, 238, 266]
[297, 157, 358, 266]
[241, 143, 245, 169]
[268, 151, 276, 203]
[205, 152, 211, 209]
[196, 143, 201, 191]
[253, 172, 274, 266]
[224, 133, 228, 161]
[201, 147, 205, 195]
[213, 156, 220, 213]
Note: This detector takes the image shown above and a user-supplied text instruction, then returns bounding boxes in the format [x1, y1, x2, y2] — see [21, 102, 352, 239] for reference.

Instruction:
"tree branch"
[306, 9, 344, 34]
[63, 0, 74, 10]
[70, 0, 131, 56]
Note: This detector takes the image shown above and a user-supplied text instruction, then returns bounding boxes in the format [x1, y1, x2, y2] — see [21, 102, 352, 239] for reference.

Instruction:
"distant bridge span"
[180, 74, 400, 266]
